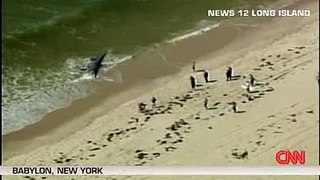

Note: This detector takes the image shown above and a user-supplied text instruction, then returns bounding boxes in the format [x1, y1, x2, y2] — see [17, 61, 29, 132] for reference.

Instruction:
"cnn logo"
[275, 150, 306, 165]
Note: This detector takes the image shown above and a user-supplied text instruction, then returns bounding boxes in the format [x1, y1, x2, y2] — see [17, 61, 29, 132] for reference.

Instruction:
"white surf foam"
[3, 53, 133, 134]
[167, 23, 220, 43]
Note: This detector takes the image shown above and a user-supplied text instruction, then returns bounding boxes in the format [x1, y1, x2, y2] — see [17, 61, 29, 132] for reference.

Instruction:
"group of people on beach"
[139, 97, 157, 113]
[192, 61, 256, 113]
[138, 61, 258, 114]
[190, 61, 212, 90]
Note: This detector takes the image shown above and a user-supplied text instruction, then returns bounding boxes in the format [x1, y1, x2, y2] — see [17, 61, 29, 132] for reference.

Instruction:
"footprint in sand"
[144, 116, 151, 122]
[165, 146, 177, 152]
[128, 117, 139, 124]
[107, 133, 114, 142]
[255, 141, 263, 146]
[266, 61, 274, 66]
[89, 147, 101, 151]
[291, 119, 297, 122]
[53, 159, 63, 164]
[172, 138, 183, 144]
[306, 110, 314, 114]
[256, 128, 267, 132]
[269, 67, 275, 71]
[136, 152, 148, 160]
[231, 149, 249, 159]
[135, 161, 146, 166]
[165, 133, 172, 139]
[174, 131, 182, 137]
[267, 124, 274, 127]
[274, 131, 283, 134]
[157, 140, 167, 145]
[295, 46, 306, 50]
[264, 87, 274, 92]
[290, 113, 297, 117]
[251, 148, 258, 153]
[153, 152, 161, 158]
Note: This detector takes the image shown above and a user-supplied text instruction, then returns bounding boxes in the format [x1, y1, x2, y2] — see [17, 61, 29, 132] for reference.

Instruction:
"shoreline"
[3, 0, 318, 167]
[4, 21, 250, 161]
[3, 0, 298, 137]
[3, 18, 247, 160]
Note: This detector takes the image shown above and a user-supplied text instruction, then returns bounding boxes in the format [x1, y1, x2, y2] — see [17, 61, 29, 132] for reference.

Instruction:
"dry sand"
[3, 0, 319, 180]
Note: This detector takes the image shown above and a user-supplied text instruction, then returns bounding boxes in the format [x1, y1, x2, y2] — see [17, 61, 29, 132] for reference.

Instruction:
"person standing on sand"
[246, 83, 251, 93]
[232, 101, 237, 113]
[226, 67, 232, 81]
[192, 61, 196, 72]
[152, 97, 157, 109]
[139, 103, 146, 113]
[249, 74, 256, 86]
[204, 98, 209, 110]
[204, 71, 209, 83]
[190, 76, 196, 90]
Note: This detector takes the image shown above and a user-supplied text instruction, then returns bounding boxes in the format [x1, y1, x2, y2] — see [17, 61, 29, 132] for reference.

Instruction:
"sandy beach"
[3, 0, 319, 179]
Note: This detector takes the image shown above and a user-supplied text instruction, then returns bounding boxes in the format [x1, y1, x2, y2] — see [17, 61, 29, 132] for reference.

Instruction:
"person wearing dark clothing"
[232, 101, 237, 113]
[190, 76, 196, 90]
[246, 83, 251, 93]
[249, 74, 255, 86]
[226, 67, 232, 81]
[204, 98, 209, 110]
[204, 71, 209, 83]
[139, 103, 146, 113]
[192, 61, 196, 72]
[152, 97, 157, 109]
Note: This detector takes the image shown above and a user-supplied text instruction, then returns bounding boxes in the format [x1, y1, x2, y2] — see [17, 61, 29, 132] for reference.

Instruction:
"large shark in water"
[85, 53, 106, 78]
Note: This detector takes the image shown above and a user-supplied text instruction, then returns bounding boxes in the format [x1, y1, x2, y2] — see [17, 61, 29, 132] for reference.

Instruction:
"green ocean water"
[2, 0, 277, 134]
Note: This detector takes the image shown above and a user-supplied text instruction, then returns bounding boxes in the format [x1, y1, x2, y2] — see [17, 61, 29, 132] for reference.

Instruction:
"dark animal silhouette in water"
[226, 67, 232, 81]
[86, 53, 106, 78]
[190, 76, 196, 90]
